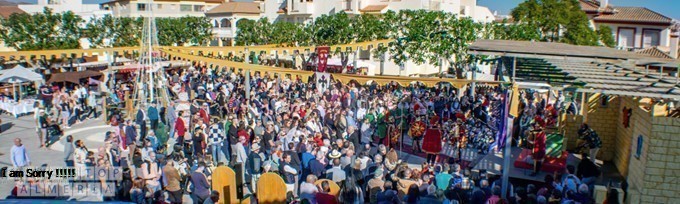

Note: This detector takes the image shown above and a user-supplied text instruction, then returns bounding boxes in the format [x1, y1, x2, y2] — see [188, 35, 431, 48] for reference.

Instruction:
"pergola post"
[512, 57, 516, 82]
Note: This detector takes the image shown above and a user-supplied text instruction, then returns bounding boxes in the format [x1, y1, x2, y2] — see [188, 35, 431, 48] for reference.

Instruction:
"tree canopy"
[0, 8, 84, 51]
[510, 0, 602, 46]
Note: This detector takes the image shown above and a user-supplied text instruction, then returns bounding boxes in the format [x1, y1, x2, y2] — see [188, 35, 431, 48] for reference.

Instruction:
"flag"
[495, 89, 511, 150]
[509, 83, 520, 117]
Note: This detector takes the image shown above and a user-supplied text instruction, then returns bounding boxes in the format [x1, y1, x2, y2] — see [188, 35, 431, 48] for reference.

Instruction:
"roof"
[579, 0, 614, 13]
[47, 70, 102, 84]
[359, 5, 387, 12]
[507, 57, 680, 100]
[0, 6, 24, 19]
[469, 39, 679, 67]
[0, 65, 43, 83]
[636, 47, 674, 59]
[205, 2, 261, 15]
[101, 0, 223, 5]
[593, 7, 673, 25]
[469, 40, 646, 60]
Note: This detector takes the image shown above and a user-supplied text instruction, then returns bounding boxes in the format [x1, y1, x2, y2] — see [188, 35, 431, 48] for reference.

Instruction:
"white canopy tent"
[0, 65, 44, 100]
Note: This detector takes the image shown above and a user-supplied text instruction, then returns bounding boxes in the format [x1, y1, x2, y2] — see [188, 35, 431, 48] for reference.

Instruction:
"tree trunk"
[455, 63, 466, 79]
[340, 52, 349, 73]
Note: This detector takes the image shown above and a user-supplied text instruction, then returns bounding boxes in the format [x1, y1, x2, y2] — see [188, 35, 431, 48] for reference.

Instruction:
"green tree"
[0, 8, 83, 50]
[270, 21, 302, 46]
[235, 18, 272, 46]
[511, 0, 599, 45]
[597, 25, 615, 47]
[86, 16, 143, 48]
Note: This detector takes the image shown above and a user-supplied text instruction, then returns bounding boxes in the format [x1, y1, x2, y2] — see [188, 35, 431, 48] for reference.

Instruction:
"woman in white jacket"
[74, 140, 88, 178]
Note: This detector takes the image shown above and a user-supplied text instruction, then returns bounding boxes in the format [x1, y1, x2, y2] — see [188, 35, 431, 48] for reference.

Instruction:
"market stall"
[0, 65, 43, 117]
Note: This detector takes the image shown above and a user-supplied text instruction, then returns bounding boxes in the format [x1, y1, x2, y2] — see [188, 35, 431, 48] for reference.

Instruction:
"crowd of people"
[8, 62, 615, 204]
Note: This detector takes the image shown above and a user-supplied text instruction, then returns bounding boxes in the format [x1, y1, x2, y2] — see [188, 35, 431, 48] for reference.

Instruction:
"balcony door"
[617, 28, 635, 48]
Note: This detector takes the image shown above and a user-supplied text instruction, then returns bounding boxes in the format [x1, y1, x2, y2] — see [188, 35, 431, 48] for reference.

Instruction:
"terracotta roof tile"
[0, 6, 24, 19]
[593, 7, 672, 24]
[579, 0, 613, 13]
[636, 47, 673, 59]
[360, 4, 387, 12]
[206, 2, 261, 15]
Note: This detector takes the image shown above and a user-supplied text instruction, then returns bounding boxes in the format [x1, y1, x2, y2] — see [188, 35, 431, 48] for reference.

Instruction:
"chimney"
[670, 33, 679, 59]
[600, 0, 609, 10]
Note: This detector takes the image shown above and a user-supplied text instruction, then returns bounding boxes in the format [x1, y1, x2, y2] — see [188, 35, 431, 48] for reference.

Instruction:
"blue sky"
[479, 0, 680, 20]
[7, 0, 679, 20]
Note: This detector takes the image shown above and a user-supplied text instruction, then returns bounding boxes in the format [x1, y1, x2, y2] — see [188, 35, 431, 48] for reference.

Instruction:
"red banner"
[316, 46, 330, 72]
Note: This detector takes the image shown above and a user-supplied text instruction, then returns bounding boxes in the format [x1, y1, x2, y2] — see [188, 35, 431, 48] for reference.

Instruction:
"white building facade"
[19, 0, 110, 20]
[100, 0, 224, 18]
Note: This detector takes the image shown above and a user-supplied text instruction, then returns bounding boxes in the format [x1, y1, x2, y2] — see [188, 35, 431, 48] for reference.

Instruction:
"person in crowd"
[578, 123, 602, 163]
[300, 174, 319, 203]
[190, 161, 211, 204]
[315, 180, 338, 204]
[204, 190, 220, 204]
[63, 135, 75, 167]
[577, 153, 601, 194]
[603, 188, 620, 204]
[326, 158, 346, 183]
[163, 159, 183, 204]
[10, 138, 30, 167]
[130, 177, 149, 204]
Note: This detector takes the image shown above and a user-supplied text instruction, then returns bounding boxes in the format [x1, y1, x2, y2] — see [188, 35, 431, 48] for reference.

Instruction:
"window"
[642, 29, 661, 48]
[194, 5, 204, 12]
[180, 5, 192, 12]
[137, 3, 147, 11]
[220, 18, 231, 28]
[635, 135, 643, 159]
[600, 94, 609, 107]
[157, 4, 162, 9]
[617, 28, 635, 48]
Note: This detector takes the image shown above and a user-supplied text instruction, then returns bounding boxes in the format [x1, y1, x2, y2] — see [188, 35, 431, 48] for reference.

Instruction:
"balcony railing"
[212, 27, 234, 38]
[289, 1, 314, 14]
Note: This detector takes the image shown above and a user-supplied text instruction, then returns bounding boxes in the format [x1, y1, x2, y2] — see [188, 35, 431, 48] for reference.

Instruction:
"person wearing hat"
[246, 143, 264, 193]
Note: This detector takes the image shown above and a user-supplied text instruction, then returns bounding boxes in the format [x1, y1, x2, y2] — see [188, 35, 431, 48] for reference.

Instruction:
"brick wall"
[637, 116, 680, 203]
[583, 93, 620, 161]
[559, 95, 680, 203]
[558, 114, 584, 150]
[615, 97, 651, 201]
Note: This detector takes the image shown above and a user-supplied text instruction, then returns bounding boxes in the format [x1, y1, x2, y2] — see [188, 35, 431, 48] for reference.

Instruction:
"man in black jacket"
[246, 144, 264, 193]
[577, 153, 600, 193]
[227, 118, 239, 162]
[347, 126, 360, 149]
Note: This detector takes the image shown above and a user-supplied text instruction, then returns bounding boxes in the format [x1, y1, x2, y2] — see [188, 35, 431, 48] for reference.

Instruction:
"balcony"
[336, 0, 359, 14]
[212, 27, 234, 38]
[288, 1, 314, 15]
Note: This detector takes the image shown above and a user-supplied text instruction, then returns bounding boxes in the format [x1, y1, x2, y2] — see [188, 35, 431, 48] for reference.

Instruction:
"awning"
[48, 70, 103, 84]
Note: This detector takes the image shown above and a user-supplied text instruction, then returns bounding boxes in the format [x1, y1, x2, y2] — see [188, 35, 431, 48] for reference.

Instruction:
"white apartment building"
[19, 0, 110, 20]
[203, 0, 494, 76]
[100, 0, 225, 18]
[205, 2, 262, 46]
[260, 0, 493, 24]
[580, 0, 678, 59]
